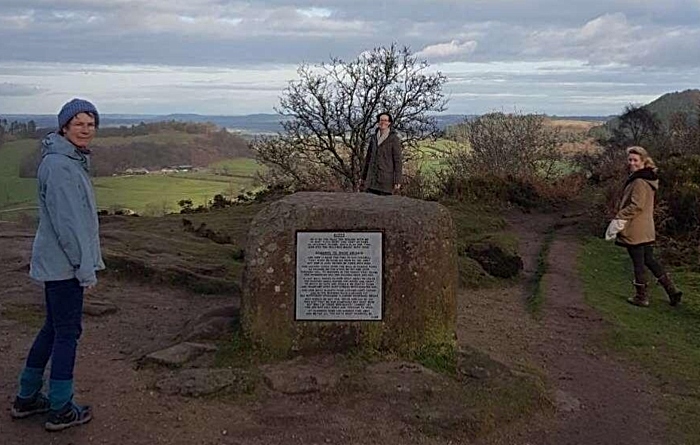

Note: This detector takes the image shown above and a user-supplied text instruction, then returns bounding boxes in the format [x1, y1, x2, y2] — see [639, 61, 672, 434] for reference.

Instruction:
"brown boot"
[657, 273, 683, 306]
[627, 281, 650, 307]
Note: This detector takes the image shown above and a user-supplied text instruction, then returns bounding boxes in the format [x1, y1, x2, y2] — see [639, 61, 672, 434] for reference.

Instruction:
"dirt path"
[468, 210, 669, 445]
[522, 223, 668, 444]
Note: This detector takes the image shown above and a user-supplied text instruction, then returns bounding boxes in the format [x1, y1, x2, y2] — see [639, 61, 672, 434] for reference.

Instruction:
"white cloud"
[416, 40, 478, 60]
[0, 82, 47, 97]
[1, 2, 700, 115]
[521, 12, 700, 67]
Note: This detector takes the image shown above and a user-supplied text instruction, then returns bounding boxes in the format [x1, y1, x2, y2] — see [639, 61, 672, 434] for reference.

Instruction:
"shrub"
[447, 112, 562, 180]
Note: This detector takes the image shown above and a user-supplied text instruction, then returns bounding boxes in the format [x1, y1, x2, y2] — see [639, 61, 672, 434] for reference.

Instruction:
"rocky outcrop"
[241, 192, 458, 357]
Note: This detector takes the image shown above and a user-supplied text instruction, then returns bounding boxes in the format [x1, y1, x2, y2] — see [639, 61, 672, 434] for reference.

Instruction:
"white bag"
[605, 219, 627, 241]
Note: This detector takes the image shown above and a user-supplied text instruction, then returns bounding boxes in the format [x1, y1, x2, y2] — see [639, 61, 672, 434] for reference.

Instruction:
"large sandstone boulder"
[241, 192, 457, 357]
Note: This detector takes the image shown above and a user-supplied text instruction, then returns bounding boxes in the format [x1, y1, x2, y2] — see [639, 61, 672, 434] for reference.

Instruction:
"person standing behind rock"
[10, 98, 104, 431]
[360, 112, 403, 195]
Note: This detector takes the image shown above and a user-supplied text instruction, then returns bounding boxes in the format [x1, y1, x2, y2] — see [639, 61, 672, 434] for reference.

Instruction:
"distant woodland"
[17, 121, 254, 177]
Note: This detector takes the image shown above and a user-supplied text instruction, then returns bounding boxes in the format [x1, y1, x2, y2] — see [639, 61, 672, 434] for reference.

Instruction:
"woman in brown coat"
[360, 112, 403, 195]
[609, 146, 682, 307]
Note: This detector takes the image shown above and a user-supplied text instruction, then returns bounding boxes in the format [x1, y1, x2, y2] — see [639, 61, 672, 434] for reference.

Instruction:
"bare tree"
[252, 44, 448, 190]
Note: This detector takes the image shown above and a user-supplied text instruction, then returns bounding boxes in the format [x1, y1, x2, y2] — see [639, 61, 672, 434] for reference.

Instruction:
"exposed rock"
[554, 389, 582, 413]
[83, 300, 118, 317]
[260, 356, 345, 394]
[180, 305, 240, 342]
[466, 366, 490, 380]
[465, 241, 523, 278]
[143, 342, 218, 368]
[263, 373, 320, 395]
[182, 317, 233, 342]
[155, 368, 255, 397]
[241, 192, 458, 357]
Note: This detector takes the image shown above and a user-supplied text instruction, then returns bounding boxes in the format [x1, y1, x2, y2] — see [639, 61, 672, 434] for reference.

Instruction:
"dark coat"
[361, 130, 403, 194]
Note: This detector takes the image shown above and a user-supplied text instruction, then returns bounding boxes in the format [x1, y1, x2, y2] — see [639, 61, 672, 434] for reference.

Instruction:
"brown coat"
[615, 170, 659, 246]
[361, 130, 403, 194]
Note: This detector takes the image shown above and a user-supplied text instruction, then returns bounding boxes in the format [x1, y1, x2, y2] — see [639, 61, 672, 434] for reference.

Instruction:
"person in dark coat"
[360, 112, 403, 195]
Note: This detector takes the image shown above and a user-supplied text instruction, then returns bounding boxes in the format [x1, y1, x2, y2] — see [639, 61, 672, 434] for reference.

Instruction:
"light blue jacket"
[29, 133, 105, 287]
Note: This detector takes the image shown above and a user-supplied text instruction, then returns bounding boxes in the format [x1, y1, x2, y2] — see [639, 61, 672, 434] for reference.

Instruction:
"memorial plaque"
[296, 231, 382, 321]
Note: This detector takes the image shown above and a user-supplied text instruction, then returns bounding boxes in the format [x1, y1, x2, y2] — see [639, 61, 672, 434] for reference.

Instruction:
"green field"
[93, 174, 256, 215]
[415, 138, 459, 174]
[0, 138, 261, 216]
[0, 139, 39, 210]
[209, 158, 264, 177]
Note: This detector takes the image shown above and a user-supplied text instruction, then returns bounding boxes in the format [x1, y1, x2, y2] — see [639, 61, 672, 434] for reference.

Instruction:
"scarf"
[624, 167, 658, 187]
[377, 129, 390, 146]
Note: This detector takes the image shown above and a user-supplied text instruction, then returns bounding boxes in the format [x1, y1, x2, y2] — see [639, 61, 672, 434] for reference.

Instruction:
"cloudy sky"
[1, 0, 699, 116]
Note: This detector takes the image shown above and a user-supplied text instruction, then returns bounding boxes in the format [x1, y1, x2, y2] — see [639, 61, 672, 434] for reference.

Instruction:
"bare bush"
[446, 112, 562, 181]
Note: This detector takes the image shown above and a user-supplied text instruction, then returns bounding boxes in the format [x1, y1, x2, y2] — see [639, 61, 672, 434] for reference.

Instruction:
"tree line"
[0, 119, 38, 144]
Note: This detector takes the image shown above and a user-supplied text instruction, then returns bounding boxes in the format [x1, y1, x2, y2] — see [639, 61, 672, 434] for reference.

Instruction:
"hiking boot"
[10, 393, 50, 419]
[45, 402, 92, 432]
[658, 273, 683, 306]
[627, 281, 650, 307]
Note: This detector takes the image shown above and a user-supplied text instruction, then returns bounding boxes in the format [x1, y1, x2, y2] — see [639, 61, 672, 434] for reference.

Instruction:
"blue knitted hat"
[58, 98, 100, 130]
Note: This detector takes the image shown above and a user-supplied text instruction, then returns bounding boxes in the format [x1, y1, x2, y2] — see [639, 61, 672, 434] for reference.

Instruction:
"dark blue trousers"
[18, 278, 83, 409]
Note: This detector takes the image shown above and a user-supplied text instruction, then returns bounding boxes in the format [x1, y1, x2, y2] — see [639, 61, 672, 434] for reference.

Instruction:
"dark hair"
[59, 111, 97, 135]
[376, 112, 393, 124]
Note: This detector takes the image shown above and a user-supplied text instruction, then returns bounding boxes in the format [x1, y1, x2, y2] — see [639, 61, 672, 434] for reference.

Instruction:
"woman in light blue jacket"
[11, 98, 104, 432]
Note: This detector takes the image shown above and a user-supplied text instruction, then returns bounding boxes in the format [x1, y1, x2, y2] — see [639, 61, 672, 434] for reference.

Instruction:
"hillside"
[643, 89, 700, 123]
[1, 112, 612, 137]
[1, 131, 262, 214]
[602, 89, 700, 133]
[18, 124, 254, 178]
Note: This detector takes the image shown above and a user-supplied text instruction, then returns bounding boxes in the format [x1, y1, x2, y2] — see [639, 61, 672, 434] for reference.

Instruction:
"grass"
[1, 303, 44, 328]
[99, 203, 263, 294]
[443, 200, 508, 242]
[443, 200, 520, 289]
[579, 238, 700, 445]
[413, 342, 458, 375]
[0, 140, 39, 210]
[0, 138, 260, 215]
[415, 138, 460, 174]
[410, 346, 550, 441]
[210, 158, 264, 178]
[527, 231, 555, 316]
[93, 172, 255, 215]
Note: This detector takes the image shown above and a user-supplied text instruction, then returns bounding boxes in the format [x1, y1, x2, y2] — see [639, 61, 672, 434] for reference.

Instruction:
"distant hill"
[1, 112, 609, 136]
[604, 89, 700, 130]
[0, 113, 290, 135]
[642, 89, 700, 123]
